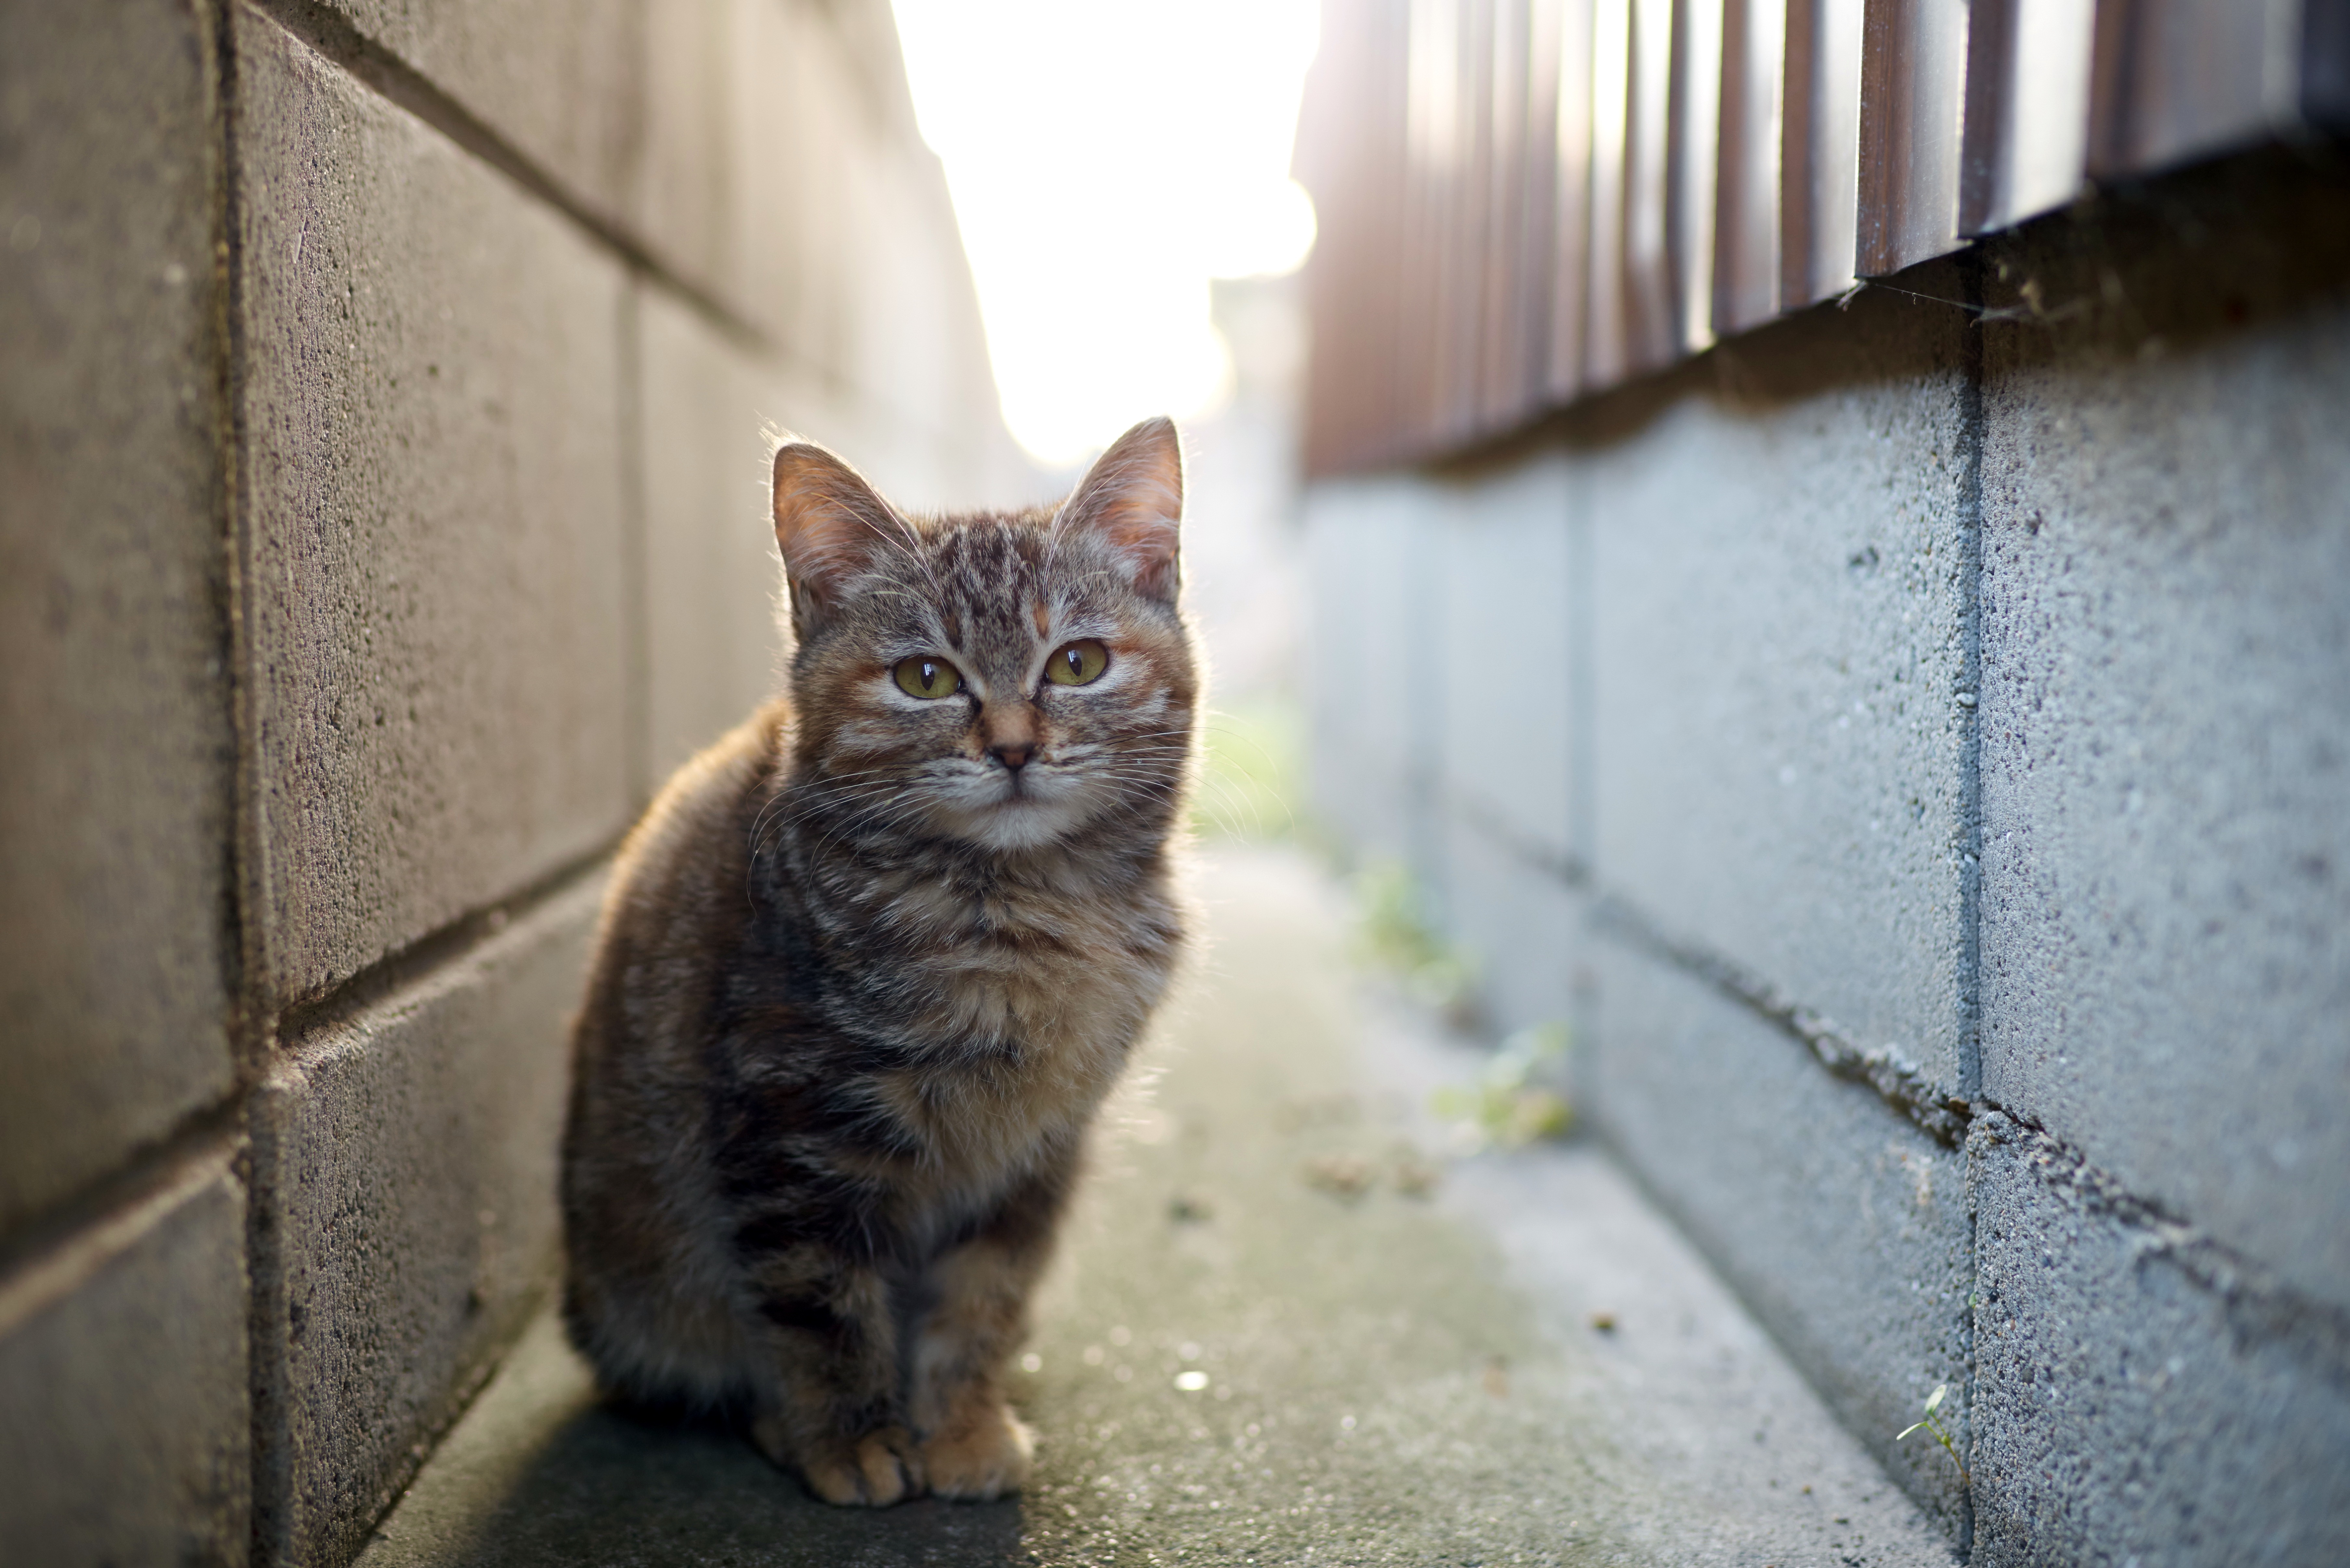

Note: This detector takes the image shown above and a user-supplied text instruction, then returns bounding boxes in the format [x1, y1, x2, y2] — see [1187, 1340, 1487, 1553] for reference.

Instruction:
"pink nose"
[990, 743, 1031, 771]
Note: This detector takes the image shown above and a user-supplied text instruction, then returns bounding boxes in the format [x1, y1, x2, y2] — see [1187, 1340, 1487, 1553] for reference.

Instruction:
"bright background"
[891, 0, 1322, 467]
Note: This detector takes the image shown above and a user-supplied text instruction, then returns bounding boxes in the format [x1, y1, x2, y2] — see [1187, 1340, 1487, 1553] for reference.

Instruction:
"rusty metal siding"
[1301, 0, 2350, 474]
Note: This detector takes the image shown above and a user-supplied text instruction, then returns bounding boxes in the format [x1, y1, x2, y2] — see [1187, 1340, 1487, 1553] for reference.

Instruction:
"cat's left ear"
[772, 441, 917, 637]
[1054, 416, 1183, 604]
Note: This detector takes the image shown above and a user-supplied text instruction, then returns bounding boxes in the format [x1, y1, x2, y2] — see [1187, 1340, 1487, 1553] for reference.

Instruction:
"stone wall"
[1304, 152, 2350, 1563]
[0, 2, 1026, 1562]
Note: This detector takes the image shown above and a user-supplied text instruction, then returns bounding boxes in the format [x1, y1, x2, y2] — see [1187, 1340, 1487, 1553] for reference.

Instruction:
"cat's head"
[770, 418, 1197, 855]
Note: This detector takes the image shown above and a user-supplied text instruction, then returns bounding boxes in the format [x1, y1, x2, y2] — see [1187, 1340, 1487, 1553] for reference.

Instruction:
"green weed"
[1896, 1383, 1969, 1483]
[1431, 1024, 1574, 1151]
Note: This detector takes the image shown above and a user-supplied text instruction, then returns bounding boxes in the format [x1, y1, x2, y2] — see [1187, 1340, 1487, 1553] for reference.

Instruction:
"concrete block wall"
[1305, 156, 2350, 1560]
[0, 1, 1027, 1563]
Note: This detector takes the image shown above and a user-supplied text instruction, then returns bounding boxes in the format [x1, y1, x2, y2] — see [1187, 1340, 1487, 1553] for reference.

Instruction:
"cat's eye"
[1044, 639, 1110, 687]
[892, 656, 963, 699]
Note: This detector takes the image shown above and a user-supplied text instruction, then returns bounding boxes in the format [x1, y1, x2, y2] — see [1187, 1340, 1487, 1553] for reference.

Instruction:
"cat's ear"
[772, 442, 916, 635]
[1054, 416, 1183, 604]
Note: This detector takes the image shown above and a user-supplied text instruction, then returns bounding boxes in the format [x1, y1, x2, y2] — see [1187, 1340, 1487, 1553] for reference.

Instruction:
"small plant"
[1897, 1383, 1969, 1483]
[1431, 1024, 1573, 1152]
[1351, 861, 1478, 1020]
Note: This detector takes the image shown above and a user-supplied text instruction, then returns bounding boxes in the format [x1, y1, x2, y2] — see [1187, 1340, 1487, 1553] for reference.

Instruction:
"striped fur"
[561, 419, 1196, 1505]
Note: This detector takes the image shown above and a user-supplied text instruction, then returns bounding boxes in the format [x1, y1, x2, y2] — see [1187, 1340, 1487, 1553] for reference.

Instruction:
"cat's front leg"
[910, 1162, 1070, 1499]
[743, 1256, 925, 1505]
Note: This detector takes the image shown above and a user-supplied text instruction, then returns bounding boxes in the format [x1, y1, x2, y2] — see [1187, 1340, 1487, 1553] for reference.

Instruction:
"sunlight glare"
[891, 0, 1320, 467]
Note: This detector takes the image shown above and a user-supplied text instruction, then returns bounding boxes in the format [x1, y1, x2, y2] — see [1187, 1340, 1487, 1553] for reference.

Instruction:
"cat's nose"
[989, 742, 1032, 771]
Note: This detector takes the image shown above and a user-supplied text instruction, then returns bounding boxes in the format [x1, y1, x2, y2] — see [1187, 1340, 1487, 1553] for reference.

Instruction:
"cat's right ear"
[771, 443, 915, 637]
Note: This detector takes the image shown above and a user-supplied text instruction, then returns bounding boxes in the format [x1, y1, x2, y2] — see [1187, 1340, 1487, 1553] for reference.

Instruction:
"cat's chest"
[847, 867, 1175, 1172]
[861, 865, 1168, 1032]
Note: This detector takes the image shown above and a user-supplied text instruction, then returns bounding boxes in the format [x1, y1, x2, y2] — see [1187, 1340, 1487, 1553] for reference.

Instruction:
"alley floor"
[355, 846, 1952, 1567]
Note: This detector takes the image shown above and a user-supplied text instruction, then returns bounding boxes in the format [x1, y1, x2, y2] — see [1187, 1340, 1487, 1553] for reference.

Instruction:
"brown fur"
[561, 419, 1196, 1504]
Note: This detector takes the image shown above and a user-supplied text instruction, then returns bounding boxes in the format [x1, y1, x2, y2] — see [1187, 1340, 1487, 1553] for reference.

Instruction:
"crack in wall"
[1442, 789, 2350, 1390]
[1586, 889, 1974, 1146]
[1973, 1108, 2350, 1398]
[1445, 791, 1972, 1146]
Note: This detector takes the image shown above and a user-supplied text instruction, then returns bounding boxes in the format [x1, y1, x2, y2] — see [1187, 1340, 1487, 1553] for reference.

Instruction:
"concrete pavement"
[356, 846, 1950, 1567]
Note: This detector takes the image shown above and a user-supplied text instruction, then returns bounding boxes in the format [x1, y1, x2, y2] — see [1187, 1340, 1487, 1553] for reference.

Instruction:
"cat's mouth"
[926, 761, 1093, 850]
[991, 765, 1055, 809]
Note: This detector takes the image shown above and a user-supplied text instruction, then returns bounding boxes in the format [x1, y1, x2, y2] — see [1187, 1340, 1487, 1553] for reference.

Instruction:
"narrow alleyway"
[355, 847, 1949, 1567]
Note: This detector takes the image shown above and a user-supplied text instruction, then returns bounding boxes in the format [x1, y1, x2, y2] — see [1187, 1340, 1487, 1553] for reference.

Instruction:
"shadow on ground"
[378, 1366, 1027, 1567]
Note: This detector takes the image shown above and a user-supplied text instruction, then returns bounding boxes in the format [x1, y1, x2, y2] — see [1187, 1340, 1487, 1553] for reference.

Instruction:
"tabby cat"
[560, 417, 1196, 1505]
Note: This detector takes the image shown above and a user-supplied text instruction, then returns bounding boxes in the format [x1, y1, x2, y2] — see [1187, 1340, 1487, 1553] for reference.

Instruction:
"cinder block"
[635, 0, 854, 351]
[635, 288, 799, 785]
[1302, 479, 1432, 862]
[320, 0, 1003, 464]
[1435, 454, 1574, 862]
[643, 0, 974, 412]
[237, 10, 633, 1007]
[1980, 291, 2350, 1308]
[310, 0, 640, 230]
[1968, 1112, 2350, 1565]
[711, 0, 910, 390]
[0, 0, 236, 1231]
[251, 874, 601, 1568]
[1437, 813, 1578, 1038]
[1587, 940, 1972, 1534]
[0, 1149, 250, 1564]
[1589, 296, 1975, 1090]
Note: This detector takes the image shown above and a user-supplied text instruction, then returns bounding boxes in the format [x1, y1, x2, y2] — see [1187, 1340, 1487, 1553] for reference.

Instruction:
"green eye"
[1045, 639, 1109, 686]
[892, 655, 962, 699]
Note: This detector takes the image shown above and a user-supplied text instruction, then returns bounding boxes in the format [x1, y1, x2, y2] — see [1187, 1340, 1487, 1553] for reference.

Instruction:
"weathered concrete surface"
[636, 0, 998, 450]
[1585, 941, 1972, 1535]
[1438, 813, 1581, 1036]
[1301, 478, 1440, 868]
[306, 0, 640, 215]
[251, 876, 601, 1568]
[356, 848, 1945, 1567]
[1968, 1112, 2350, 1567]
[1435, 453, 1577, 865]
[0, 0, 236, 1232]
[634, 286, 797, 787]
[238, 9, 633, 1006]
[1979, 188, 2350, 1309]
[1429, 808, 1579, 1044]
[1586, 295, 1975, 1093]
[288, 0, 1010, 500]
[0, 1148, 250, 1565]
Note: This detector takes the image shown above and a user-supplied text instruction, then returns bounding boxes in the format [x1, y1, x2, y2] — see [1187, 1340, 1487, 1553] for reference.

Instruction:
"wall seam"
[0, 1110, 249, 1306]
[234, 0, 977, 462]
[1953, 244, 1987, 1563]
[1971, 1108, 2350, 1394]
[240, 0, 770, 361]
[1450, 796, 2350, 1395]
[1451, 794, 1970, 1135]
[201, 1, 285, 1561]
[272, 843, 618, 1047]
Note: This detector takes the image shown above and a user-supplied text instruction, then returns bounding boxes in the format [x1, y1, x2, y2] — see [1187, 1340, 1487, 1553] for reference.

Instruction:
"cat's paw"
[757, 1418, 924, 1506]
[921, 1400, 1035, 1500]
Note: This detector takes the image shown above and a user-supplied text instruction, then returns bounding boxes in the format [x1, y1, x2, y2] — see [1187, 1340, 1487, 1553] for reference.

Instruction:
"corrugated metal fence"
[1295, 0, 2350, 474]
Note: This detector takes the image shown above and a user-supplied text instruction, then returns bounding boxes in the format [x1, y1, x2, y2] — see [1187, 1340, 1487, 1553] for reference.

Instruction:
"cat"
[560, 417, 1197, 1506]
